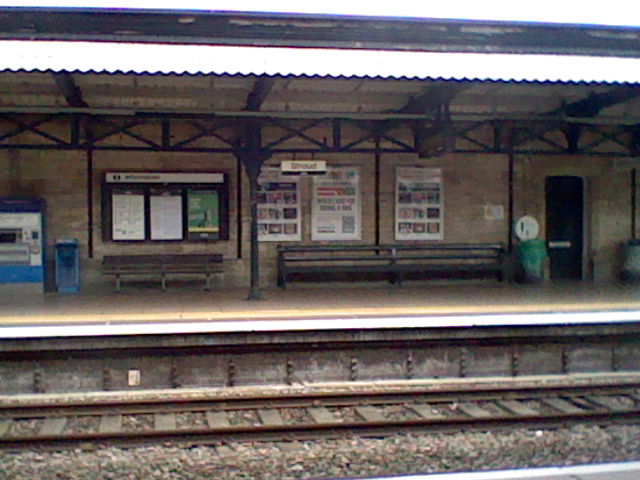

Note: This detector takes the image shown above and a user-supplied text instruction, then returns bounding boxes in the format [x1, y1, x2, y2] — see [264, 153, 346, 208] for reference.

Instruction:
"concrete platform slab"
[1, 283, 640, 338]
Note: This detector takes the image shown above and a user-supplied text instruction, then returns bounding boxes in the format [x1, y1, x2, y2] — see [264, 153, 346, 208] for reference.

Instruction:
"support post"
[235, 120, 271, 300]
[508, 151, 515, 253]
[236, 157, 243, 259]
[374, 136, 381, 246]
[632, 168, 637, 239]
[247, 168, 261, 300]
[85, 116, 94, 259]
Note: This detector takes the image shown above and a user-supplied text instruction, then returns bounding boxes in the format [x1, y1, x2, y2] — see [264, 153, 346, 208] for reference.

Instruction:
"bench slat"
[277, 243, 511, 288]
[102, 254, 223, 291]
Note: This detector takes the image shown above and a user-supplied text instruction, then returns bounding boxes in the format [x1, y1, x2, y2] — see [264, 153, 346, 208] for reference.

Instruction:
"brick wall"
[0, 130, 633, 288]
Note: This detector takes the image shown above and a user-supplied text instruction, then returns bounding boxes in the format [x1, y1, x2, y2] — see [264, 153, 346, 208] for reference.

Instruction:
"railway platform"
[2, 282, 640, 338]
[1, 282, 639, 396]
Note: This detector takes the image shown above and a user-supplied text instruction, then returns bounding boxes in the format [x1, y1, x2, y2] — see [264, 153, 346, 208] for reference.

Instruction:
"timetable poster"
[395, 167, 444, 240]
[150, 192, 183, 240]
[312, 166, 361, 241]
[112, 191, 145, 241]
[256, 168, 301, 241]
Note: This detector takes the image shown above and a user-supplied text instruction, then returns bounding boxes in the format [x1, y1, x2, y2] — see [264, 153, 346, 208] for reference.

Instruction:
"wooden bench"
[277, 243, 513, 288]
[102, 254, 223, 292]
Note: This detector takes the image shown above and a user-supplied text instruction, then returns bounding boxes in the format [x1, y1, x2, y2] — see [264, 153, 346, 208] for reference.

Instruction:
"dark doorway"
[545, 176, 584, 279]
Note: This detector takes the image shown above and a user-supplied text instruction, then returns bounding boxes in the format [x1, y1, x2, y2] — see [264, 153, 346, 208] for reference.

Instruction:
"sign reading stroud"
[280, 160, 327, 175]
[395, 167, 444, 240]
[257, 168, 301, 241]
[312, 166, 361, 241]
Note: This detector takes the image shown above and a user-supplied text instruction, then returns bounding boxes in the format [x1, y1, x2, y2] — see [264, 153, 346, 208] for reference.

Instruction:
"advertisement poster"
[150, 192, 183, 240]
[187, 190, 220, 240]
[312, 166, 361, 241]
[257, 168, 301, 242]
[395, 167, 444, 240]
[112, 192, 145, 241]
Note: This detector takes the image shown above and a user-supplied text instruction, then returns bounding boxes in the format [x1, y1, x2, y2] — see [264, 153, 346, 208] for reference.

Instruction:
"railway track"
[1, 381, 639, 450]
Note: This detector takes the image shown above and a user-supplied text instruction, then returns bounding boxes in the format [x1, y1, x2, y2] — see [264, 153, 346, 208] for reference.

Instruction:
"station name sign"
[105, 172, 225, 184]
[280, 160, 327, 175]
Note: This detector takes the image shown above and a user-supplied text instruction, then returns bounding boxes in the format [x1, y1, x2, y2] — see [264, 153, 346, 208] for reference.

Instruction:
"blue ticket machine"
[0, 198, 46, 295]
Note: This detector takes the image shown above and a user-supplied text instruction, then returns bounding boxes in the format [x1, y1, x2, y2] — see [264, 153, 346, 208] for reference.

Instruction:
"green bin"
[517, 239, 547, 283]
[620, 239, 640, 283]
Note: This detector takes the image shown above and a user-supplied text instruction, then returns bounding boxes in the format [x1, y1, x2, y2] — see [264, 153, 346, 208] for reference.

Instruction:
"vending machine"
[0, 198, 46, 294]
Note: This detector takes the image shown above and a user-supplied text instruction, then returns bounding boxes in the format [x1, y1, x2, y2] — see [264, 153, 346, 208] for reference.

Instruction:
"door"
[545, 176, 583, 280]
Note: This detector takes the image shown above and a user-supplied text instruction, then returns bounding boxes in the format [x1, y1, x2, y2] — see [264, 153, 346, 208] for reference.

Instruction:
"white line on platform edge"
[361, 461, 640, 479]
[0, 310, 639, 338]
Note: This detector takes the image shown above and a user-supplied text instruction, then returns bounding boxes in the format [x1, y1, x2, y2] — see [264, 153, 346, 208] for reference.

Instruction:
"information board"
[150, 192, 183, 240]
[257, 168, 301, 242]
[112, 192, 145, 241]
[395, 167, 444, 240]
[187, 190, 220, 240]
[312, 166, 361, 241]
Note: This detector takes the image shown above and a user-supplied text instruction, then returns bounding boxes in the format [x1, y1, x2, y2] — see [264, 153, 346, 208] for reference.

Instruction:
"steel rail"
[0, 381, 638, 450]
[1, 380, 639, 418]
[0, 405, 638, 450]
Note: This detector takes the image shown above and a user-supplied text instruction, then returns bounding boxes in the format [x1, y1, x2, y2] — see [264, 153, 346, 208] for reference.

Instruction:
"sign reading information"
[257, 168, 301, 242]
[312, 166, 361, 241]
[395, 167, 444, 240]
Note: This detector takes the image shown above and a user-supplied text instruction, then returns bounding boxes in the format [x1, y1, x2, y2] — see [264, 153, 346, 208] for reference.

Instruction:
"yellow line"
[2, 301, 640, 325]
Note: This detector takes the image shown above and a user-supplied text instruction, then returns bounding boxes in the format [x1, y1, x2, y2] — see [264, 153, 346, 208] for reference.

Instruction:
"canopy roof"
[1, 7, 640, 57]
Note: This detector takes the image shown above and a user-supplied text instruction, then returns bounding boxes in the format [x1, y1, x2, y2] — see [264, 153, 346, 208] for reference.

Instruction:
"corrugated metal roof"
[2, 41, 640, 84]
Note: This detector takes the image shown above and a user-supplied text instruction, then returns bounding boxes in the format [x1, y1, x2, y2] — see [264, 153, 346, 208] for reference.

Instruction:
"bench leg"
[161, 273, 167, 291]
[204, 273, 212, 291]
[115, 274, 121, 293]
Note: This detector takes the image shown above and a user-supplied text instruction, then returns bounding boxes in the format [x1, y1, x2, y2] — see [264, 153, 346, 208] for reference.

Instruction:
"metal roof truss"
[1, 111, 639, 157]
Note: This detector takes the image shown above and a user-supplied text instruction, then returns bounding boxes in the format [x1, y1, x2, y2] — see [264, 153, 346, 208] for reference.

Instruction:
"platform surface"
[1, 282, 640, 337]
[4, 282, 640, 323]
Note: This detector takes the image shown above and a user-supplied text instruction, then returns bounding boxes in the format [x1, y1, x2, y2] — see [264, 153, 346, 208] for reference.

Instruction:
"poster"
[257, 168, 301, 242]
[312, 166, 361, 241]
[150, 192, 183, 240]
[112, 192, 145, 240]
[395, 167, 444, 240]
[187, 190, 220, 240]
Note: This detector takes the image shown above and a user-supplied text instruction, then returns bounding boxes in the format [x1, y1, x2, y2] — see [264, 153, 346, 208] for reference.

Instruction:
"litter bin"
[620, 239, 640, 283]
[517, 239, 547, 283]
[55, 237, 79, 292]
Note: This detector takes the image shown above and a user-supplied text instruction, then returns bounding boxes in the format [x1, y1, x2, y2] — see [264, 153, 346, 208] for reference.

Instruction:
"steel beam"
[1, 111, 639, 157]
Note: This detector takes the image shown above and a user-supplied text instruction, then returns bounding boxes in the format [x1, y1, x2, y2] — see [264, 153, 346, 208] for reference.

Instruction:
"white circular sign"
[514, 215, 539, 241]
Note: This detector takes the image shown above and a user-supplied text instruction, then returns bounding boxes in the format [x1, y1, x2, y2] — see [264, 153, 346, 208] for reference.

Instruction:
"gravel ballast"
[1, 425, 639, 480]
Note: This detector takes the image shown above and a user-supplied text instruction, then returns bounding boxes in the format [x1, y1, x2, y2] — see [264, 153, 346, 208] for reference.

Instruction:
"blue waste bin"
[55, 238, 79, 292]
